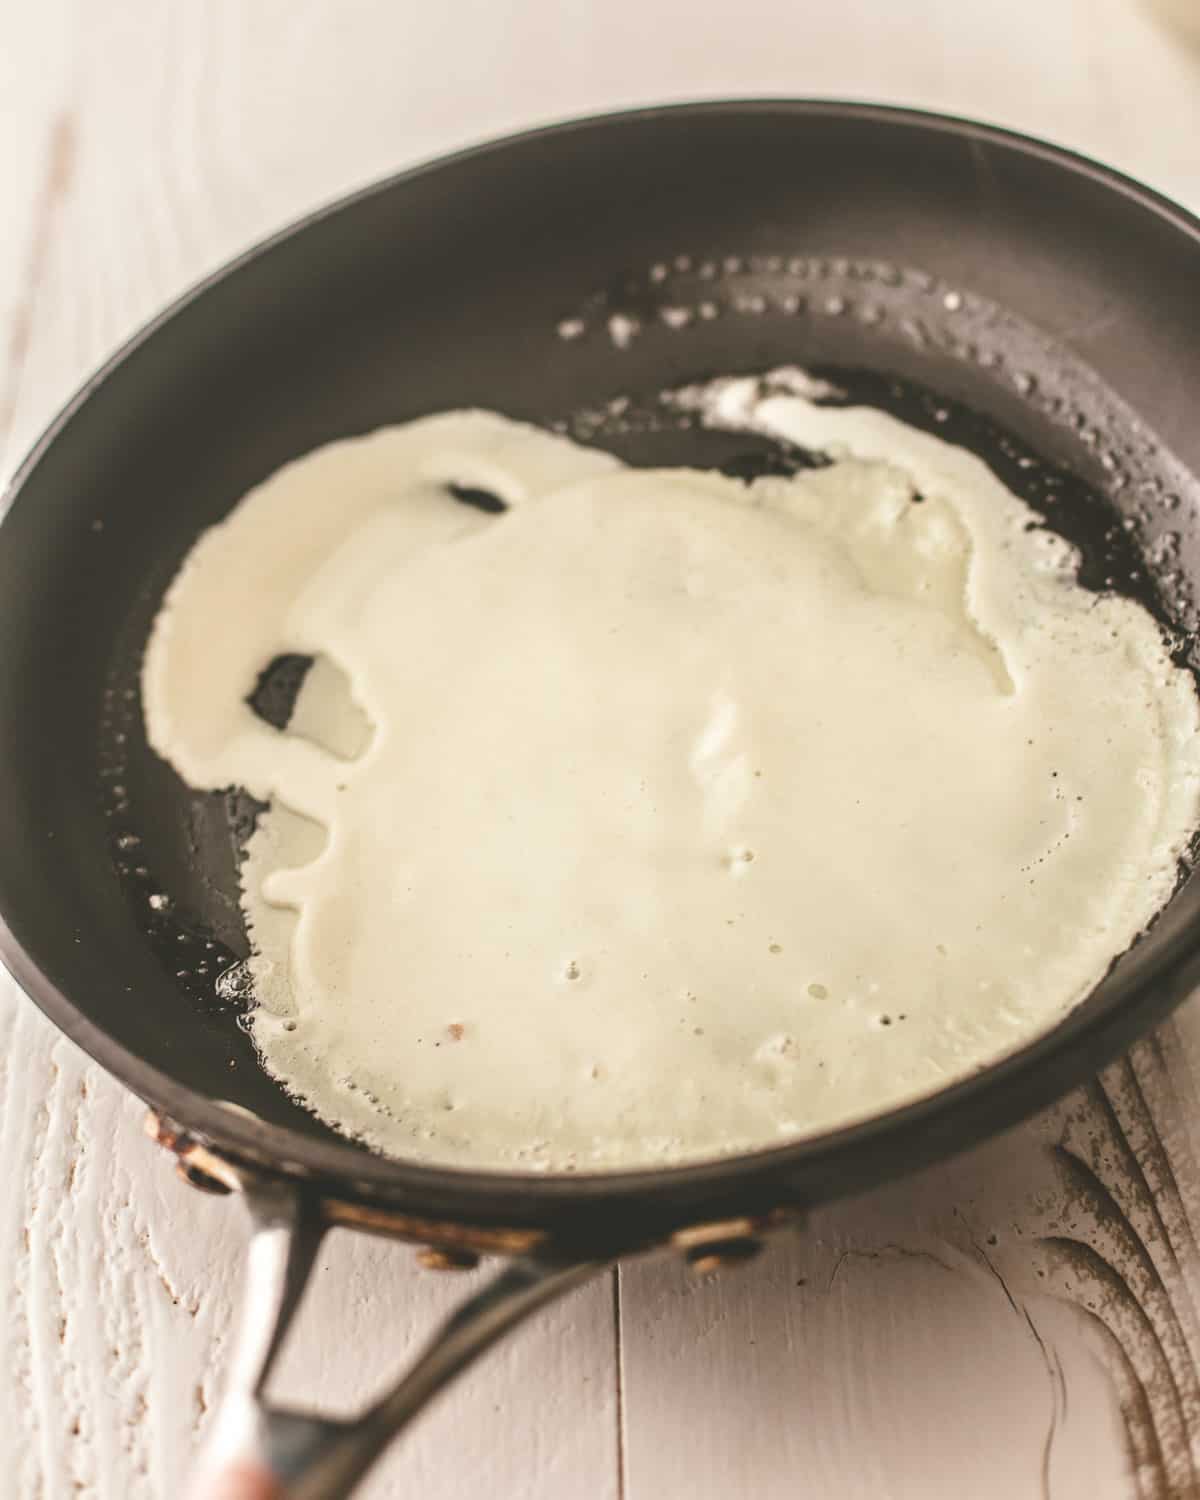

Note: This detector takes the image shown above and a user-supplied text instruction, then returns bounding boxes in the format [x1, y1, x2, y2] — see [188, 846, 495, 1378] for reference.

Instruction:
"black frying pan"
[4, 101, 1200, 1499]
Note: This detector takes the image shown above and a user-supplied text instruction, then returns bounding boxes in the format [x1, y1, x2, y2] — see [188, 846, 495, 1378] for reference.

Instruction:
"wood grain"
[617, 1031, 1200, 1500]
[4, 2, 1200, 1497]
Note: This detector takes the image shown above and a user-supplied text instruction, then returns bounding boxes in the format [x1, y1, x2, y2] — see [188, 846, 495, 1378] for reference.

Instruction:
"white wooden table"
[4, 3, 1200, 1495]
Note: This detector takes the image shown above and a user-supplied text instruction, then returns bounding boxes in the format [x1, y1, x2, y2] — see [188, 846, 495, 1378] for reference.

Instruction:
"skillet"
[4, 101, 1200, 1498]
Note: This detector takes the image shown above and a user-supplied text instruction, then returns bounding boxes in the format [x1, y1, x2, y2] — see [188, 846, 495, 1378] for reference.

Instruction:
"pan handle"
[186, 1178, 604, 1500]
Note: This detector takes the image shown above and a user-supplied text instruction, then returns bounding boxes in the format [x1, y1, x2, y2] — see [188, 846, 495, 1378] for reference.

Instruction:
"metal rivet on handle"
[685, 1239, 763, 1276]
[176, 1159, 235, 1195]
[417, 1245, 481, 1272]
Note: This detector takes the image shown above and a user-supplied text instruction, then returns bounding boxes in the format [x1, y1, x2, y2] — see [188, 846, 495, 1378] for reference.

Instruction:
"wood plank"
[0, 0, 76, 466]
[611, 7, 1200, 1495]
[0, 4, 620, 1496]
[0, 983, 619, 1498]
[618, 1098, 1123, 1498]
[607, 2, 1200, 1486]
[619, 1027, 1200, 1500]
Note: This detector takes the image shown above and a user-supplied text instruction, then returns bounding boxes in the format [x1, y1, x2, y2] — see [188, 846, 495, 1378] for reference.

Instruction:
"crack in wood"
[1022, 1306, 1064, 1500]
[826, 1242, 956, 1292]
[967, 1229, 1061, 1500]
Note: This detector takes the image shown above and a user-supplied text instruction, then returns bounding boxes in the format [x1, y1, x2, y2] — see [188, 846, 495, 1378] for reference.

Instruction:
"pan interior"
[3, 105, 1200, 1193]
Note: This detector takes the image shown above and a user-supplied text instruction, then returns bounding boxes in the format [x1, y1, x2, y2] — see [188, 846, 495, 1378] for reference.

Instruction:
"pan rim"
[5, 97, 1200, 1226]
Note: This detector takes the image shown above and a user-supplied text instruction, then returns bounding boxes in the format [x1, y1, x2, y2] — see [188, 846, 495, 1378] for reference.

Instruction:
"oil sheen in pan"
[554, 251, 1198, 655]
[97, 257, 1200, 1125]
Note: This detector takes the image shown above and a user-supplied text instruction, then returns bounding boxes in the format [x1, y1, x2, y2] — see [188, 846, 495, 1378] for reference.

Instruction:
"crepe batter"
[142, 387, 1200, 1169]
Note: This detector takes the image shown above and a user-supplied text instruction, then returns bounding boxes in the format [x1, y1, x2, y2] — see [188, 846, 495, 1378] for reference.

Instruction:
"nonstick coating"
[4, 101, 1200, 1246]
